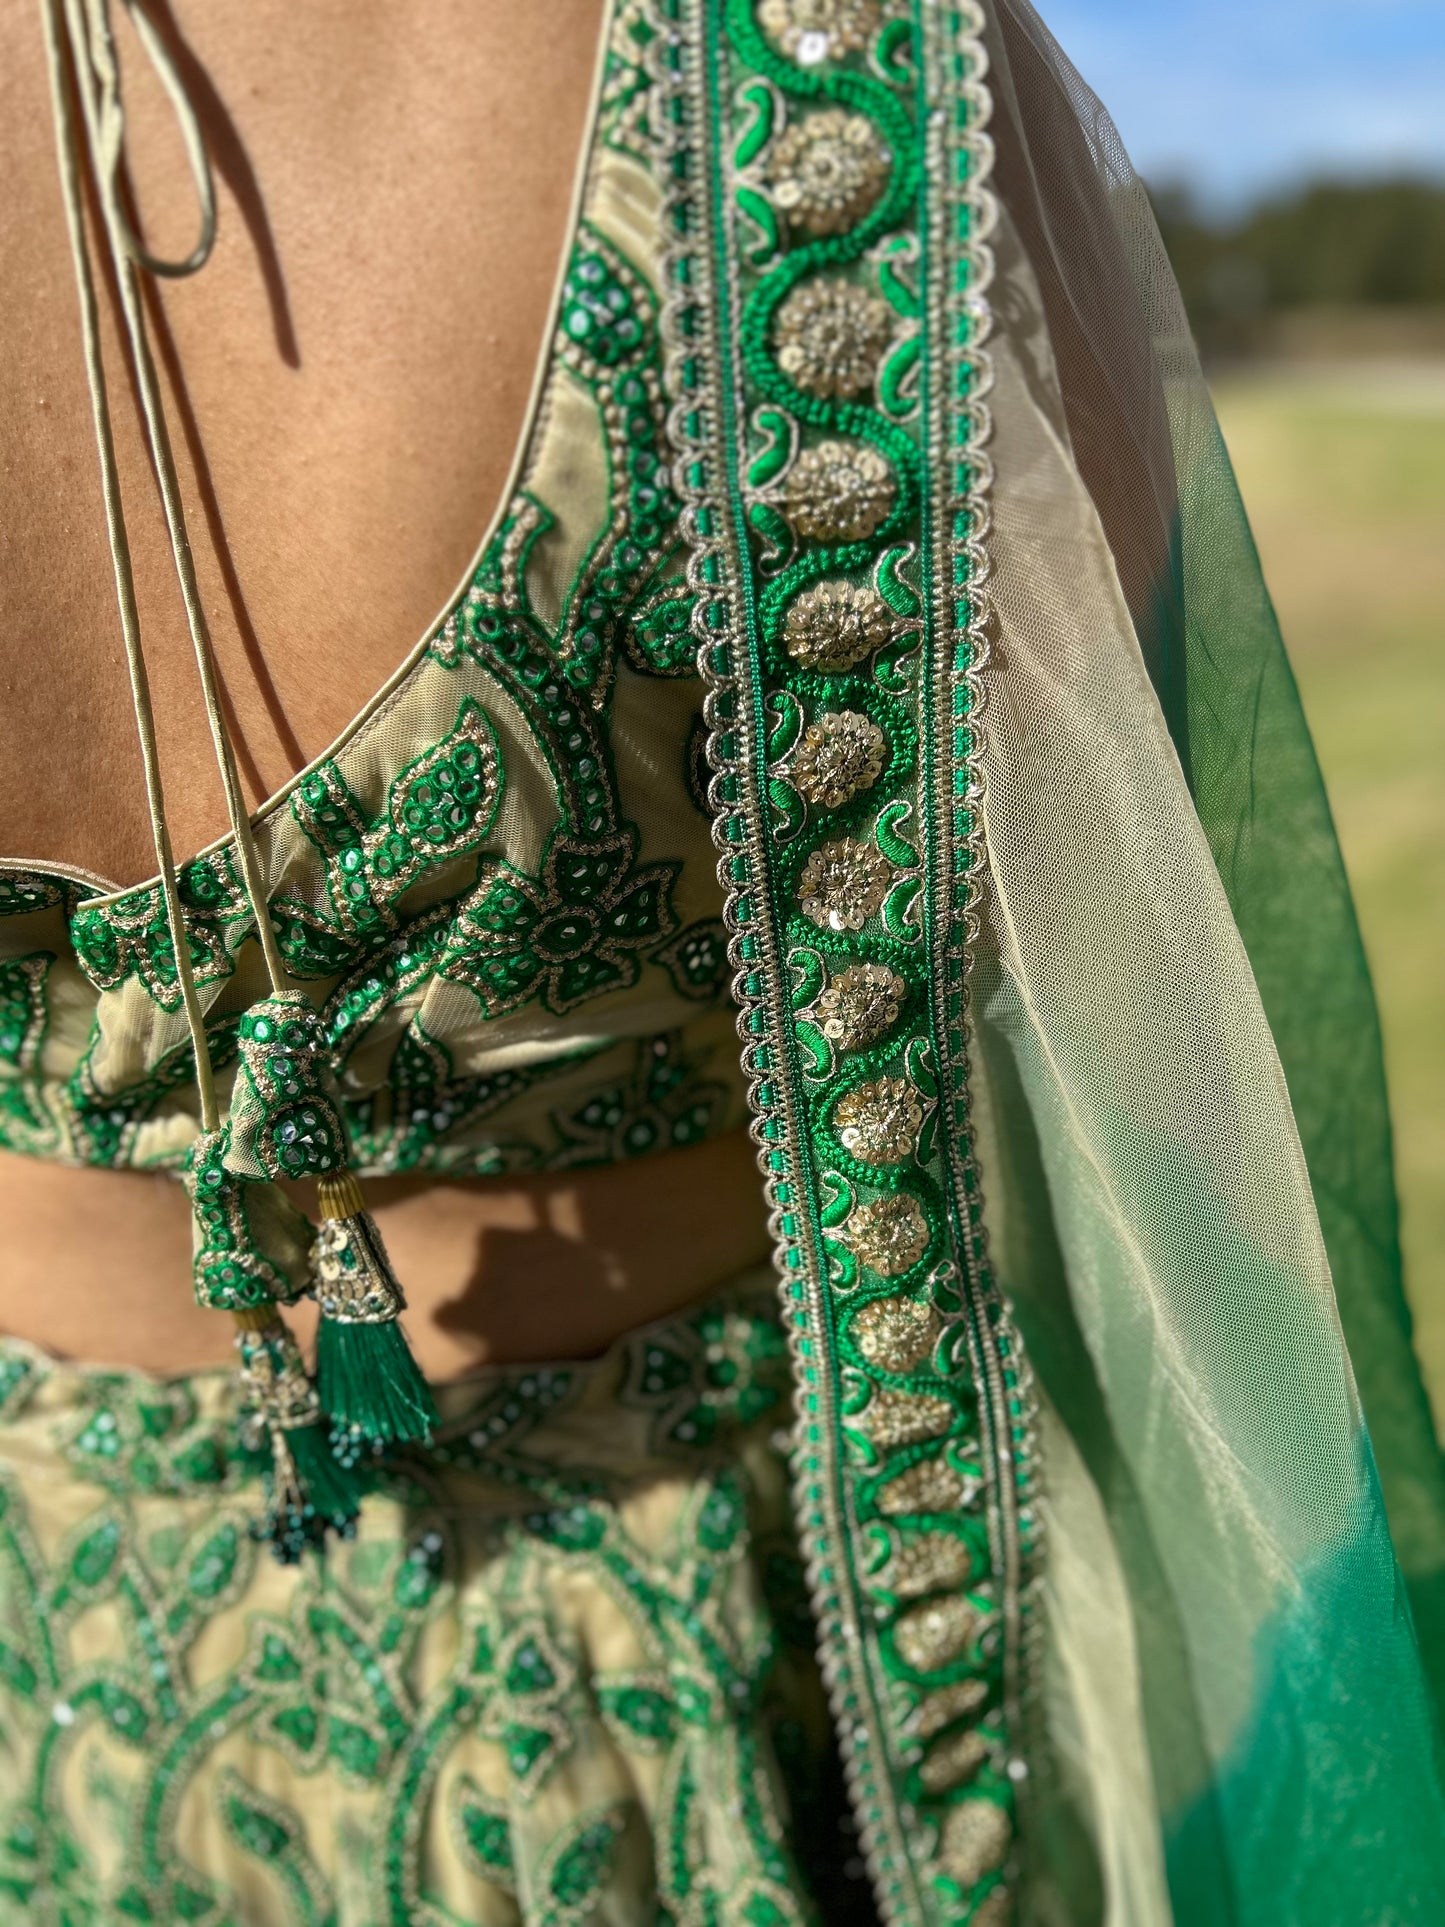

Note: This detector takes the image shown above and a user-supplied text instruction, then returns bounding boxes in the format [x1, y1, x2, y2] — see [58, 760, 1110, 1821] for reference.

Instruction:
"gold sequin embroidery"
[890, 1531, 974, 1600]
[815, 960, 906, 1050]
[782, 578, 897, 673]
[877, 1456, 979, 1516]
[781, 439, 896, 543]
[852, 1292, 938, 1370]
[909, 1676, 989, 1740]
[856, 1387, 953, 1449]
[798, 837, 894, 932]
[834, 1075, 922, 1165]
[846, 1190, 929, 1275]
[757, 0, 882, 64]
[895, 1593, 980, 1672]
[788, 710, 886, 809]
[766, 109, 892, 237]
[937, 1799, 1012, 1889]
[774, 277, 894, 400]
[919, 1726, 988, 1795]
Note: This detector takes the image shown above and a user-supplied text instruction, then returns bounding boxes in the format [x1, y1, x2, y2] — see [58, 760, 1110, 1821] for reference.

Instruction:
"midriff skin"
[0, 1135, 771, 1378]
[0, 1, 771, 1376]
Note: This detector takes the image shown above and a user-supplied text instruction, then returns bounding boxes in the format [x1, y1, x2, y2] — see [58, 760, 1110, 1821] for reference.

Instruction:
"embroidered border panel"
[655, 3, 1039, 1919]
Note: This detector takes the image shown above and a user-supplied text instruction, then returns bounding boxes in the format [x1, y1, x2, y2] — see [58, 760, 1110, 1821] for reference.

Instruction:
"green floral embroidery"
[621, 1293, 790, 1451]
[64, 1018, 242, 1169]
[0, 873, 74, 919]
[0, 956, 53, 1154]
[345, 1022, 610, 1176]
[0, 127, 744, 1188]
[548, 1028, 735, 1164]
[275, 696, 505, 971]
[444, 826, 678, 1018]
[453, 1777, 517, 1888]
[651, 917, 731, 1002]
[71, 851, 248, 1008]
[0, 1291, 839, 1927]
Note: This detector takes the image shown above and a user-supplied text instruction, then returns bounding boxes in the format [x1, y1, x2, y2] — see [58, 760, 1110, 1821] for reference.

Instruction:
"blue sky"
[1039, 0, 1445, 207]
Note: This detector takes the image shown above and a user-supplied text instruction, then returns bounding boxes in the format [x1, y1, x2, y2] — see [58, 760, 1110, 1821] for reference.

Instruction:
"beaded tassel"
[226, 989, 438, 1453]
[185, 1132, 362, 1556]
[186, 1125, 312, 1309]
[232, 1306, 361, 1562]
[41, 0, 403, 1555]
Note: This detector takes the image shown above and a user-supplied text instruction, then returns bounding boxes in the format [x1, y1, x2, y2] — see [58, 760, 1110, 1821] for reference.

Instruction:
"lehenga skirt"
[0, 1266, 875, 1926]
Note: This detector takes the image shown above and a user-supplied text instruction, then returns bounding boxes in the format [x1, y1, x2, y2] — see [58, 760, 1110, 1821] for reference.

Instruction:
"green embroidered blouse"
[1, 30, 750, 1182]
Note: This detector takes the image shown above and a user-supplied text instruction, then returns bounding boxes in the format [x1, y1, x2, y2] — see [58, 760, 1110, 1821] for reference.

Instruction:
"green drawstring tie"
[39, 0, 435, 1558]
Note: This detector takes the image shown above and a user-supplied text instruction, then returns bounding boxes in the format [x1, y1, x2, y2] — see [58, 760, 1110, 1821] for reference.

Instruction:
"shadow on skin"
[352, 1131, 774, 1375]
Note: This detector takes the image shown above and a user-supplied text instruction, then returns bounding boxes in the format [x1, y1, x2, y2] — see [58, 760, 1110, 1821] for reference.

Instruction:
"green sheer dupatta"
[972, 4, 1445, 1920]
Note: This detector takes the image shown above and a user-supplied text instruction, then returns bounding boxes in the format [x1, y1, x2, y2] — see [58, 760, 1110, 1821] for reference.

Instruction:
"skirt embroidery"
[0, 1282, 874, 1926]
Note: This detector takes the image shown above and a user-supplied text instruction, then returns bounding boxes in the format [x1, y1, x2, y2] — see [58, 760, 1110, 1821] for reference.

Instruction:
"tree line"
[1151, 176, 1445, 353]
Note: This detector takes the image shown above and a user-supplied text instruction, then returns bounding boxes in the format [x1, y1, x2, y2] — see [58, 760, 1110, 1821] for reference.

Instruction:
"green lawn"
[1215, 366, 1445, 1413]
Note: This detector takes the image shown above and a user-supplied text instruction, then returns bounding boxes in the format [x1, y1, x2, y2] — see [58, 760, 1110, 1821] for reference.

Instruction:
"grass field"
[1214, 364, 1445, 1411]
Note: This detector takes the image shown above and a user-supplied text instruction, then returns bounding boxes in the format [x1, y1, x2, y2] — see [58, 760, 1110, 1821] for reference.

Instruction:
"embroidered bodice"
[0, 13, 747, 1182]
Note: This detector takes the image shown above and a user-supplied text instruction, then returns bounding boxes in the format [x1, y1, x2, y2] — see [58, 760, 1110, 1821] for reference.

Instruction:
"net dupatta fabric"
[970, 3, 1445, 1919]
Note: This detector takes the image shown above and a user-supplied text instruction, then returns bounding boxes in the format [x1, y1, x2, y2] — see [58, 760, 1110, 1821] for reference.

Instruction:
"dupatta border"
[653, 0, 1041, 1919]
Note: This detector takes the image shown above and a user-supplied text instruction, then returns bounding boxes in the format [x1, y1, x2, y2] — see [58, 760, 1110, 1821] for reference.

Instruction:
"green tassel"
[233, 1308, 362, 1562]
[317, 1317, 438, 1462]
[262, 1421, 363, 1562]
[311, 1169, 440, 1451]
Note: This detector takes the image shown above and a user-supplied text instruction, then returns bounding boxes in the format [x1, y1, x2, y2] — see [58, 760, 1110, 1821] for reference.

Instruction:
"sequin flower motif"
[815, 961, 906, 1050]
[834, 1075, 922, 1166]
[766, 108, 892, 236]
[846, 1191, 930, 1277]
[758, 0, 882, 64]
[939, 1799, 1014, 1891]
[852, 1292, 939, 1372]
[788, 710, 886, 809]
[798, 837, 894, 932]
[449, 827, 678, 1018]
[878, 1456, 978, 1517]
[774, 277, 894, 400]
[781, 440, 896, 543]
[783, 579, 897, 673]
